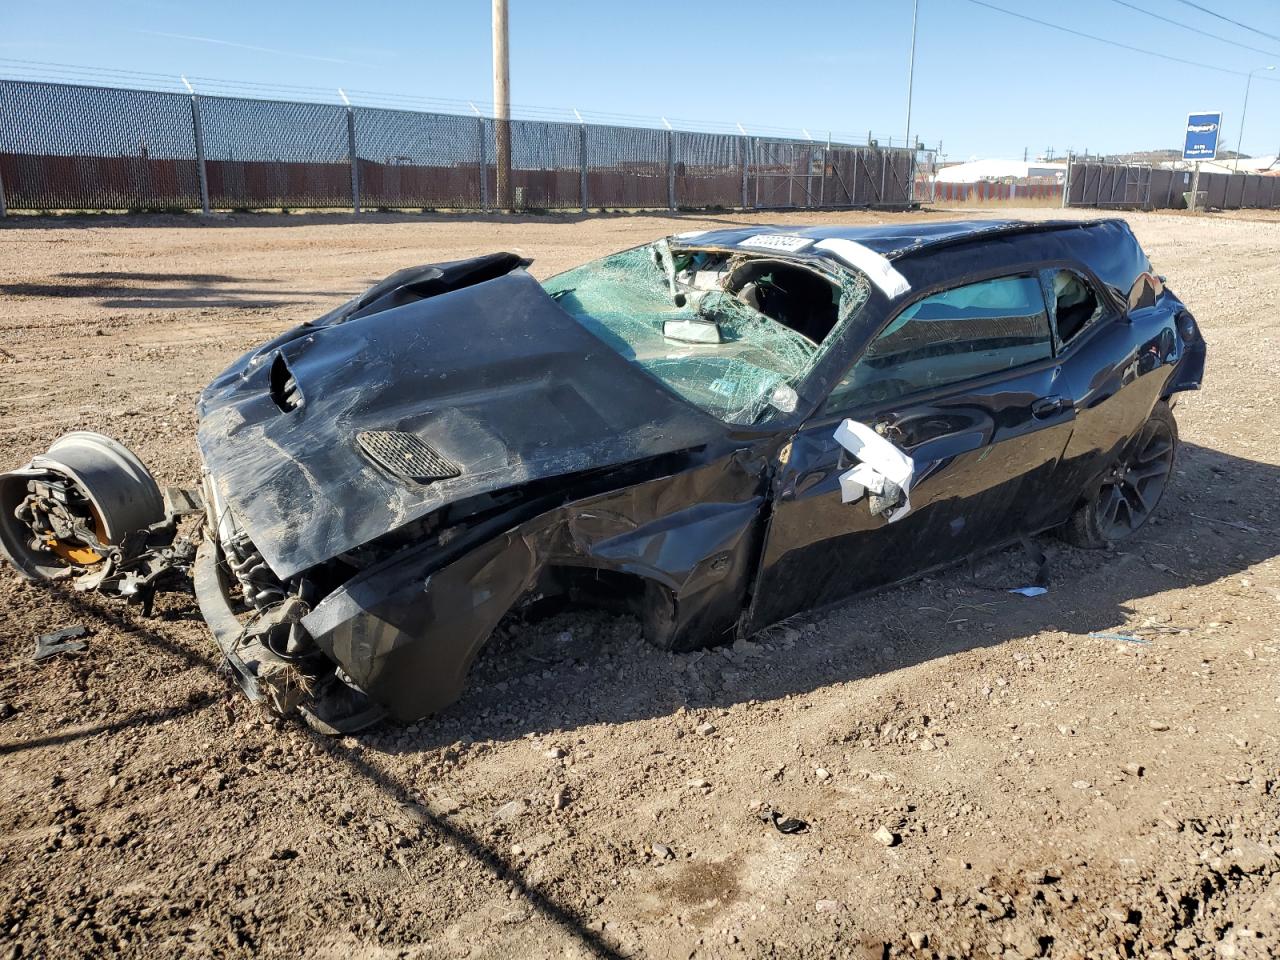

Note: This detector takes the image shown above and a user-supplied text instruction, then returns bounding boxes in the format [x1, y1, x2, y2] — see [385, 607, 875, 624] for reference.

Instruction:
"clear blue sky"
[3, 0, 1279, 159]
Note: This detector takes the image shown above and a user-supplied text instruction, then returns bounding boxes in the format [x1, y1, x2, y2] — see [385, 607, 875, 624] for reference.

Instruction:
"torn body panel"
[298, 451, 769, 721]
[197, 264, 732, 580]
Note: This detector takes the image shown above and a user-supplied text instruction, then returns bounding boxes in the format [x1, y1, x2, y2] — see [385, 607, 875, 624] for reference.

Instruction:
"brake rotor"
[45, 503, 108, 566]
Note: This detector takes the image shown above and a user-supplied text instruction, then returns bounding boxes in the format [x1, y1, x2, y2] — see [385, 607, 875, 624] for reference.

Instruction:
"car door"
[745, 272, 1076, 632]
[1043, 265, 1175, 515]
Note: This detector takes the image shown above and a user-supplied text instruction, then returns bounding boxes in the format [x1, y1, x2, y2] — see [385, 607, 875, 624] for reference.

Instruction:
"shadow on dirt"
[303, 727, 627, 959]
[365, 439, 1278, 755]
[0, 271, 345, 310]
[0, 692, 214, 757]
[0, 609, 625, 958]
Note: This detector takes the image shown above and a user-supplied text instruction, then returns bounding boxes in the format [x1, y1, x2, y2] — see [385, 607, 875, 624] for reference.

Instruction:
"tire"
[1061, 401, 1178, 549]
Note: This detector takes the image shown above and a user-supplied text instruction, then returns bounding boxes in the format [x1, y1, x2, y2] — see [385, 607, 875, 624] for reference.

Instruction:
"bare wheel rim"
[1096, 419, 1174, 540]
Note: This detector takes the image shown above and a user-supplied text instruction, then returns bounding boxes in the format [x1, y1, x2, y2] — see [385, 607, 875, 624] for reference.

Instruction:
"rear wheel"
[1062, 403, 1177, 548]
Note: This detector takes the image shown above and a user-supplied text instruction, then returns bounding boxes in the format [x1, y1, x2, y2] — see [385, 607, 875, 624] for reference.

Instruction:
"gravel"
[0, 206, 1278, 958]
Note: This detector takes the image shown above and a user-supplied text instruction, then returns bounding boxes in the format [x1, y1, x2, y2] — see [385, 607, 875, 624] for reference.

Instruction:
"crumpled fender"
[300, 451, 769, 721]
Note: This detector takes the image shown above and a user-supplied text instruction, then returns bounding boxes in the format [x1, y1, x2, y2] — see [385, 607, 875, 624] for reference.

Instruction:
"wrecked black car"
[0, 219, 1205, 732]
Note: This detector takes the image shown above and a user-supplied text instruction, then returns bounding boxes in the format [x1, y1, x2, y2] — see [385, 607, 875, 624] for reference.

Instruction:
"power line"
[1106, 0, 1280, 59]
[1170, 0, 1280, 45]
[960, 0, 1280, 80]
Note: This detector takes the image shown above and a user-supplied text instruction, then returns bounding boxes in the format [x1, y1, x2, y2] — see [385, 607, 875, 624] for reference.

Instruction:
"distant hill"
[1102, 148, 1249, 164]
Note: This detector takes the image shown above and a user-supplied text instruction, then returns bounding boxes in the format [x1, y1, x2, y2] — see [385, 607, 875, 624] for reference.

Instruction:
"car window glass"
[542, 244, 873, 425]
[823, 275, 1053, 412]
[1046, 269, 1103, 344]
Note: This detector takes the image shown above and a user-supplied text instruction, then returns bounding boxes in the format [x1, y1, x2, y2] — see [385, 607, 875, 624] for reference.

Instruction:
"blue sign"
[1183, 112, 1222, 161]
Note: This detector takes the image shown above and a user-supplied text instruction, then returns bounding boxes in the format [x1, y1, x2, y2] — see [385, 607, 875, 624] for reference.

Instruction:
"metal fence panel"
[197, 95, 350, 208]
[676, 131, 743, 209]
[500, 118, 582, 210]
[586, 124, 667, 209]
[1069, 160, 1280, 211]
[0, 79, 200, 210]
[355, 107, 484, 209]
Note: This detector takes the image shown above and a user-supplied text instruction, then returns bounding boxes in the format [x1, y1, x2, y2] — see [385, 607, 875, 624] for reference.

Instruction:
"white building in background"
[935, 159, 1068, 183]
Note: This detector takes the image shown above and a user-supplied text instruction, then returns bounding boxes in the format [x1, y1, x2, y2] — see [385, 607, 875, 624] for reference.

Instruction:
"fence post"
[754, 138, 761, 208]
[817, 140, 826, 208]
[907, 144, 916, 206]
[477, 117, 488, 211]
[346, 106, 360, 214]
[1061, 152, 1072, 208]
[740, 135, 749, 210]
[189, 94, 211, 215]
[579, 123, 588, 213]
[878, 147, 887, 207]
[666, 130, 676, 212]
[0, 167, 7, 218]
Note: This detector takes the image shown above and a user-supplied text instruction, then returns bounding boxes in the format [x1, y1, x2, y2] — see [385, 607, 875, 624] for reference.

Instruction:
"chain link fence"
[0, 78, 922, 215]
[0, 79, 202, 211]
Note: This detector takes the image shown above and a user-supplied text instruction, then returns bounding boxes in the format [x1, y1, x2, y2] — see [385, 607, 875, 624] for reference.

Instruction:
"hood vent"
[356, 431, 461, 484]
[269, 353, 303, 412]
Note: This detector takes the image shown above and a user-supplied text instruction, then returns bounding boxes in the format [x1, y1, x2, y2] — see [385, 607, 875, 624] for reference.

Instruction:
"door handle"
[1032, 395, 1067, 419]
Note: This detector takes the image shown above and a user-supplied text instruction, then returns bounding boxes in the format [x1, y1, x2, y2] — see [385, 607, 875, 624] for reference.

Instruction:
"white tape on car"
[833, 419, 915, 523]
[813, 238, 911, 299]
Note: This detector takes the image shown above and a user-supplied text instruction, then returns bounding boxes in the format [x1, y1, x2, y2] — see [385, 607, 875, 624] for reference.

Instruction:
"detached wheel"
[0, 432, 165, 580]
[1063, 402, 1177, 548]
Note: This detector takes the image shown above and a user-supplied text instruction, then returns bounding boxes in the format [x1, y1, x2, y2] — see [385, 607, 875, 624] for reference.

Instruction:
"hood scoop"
[356, 431, 461, 484]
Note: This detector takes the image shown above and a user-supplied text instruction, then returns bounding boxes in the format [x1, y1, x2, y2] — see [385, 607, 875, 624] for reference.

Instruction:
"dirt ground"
[0, 205, 1277, 960]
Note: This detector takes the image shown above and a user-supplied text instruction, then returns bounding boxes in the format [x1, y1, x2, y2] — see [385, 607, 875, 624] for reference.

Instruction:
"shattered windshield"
[542, 243, 872, 424]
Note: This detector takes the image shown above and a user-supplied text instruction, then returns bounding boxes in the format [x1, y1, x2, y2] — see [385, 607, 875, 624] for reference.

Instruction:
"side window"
[1044, 269, 1104, 345]
[823, 275, 1053, 412]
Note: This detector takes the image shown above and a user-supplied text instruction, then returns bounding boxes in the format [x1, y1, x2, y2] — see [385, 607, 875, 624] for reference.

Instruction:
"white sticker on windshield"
[813, 238, 911, 299]
[738, 234, 814, 253]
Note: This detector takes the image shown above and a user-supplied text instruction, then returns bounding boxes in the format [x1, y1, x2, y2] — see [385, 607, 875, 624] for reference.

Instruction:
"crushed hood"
[196, 260, 727, 579]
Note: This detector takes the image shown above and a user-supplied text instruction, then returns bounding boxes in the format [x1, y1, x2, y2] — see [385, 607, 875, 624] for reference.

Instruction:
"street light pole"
[905, 0, 919, 202]
[1236, 65, 1275, 171]
[906, 0, 916, 148]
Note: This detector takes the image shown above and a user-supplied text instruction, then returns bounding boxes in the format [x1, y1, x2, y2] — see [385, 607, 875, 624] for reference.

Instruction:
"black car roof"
[675, 218, 1127, 263]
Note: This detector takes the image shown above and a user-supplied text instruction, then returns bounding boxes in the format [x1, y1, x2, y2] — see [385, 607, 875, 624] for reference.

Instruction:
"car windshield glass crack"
[542, 244, 871, 424]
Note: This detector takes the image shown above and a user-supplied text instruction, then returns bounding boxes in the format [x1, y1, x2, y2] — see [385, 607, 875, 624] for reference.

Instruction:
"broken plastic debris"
[33, 624, 89, 662]
[1088, 631, 1151, 645]
[758, 806, 810, 834]
[833, 419, 914, 522]
[1008, 586, 1048, 597]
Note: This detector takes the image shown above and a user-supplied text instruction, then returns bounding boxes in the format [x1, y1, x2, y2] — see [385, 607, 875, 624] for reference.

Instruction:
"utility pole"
[492, 0, 513, 211]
